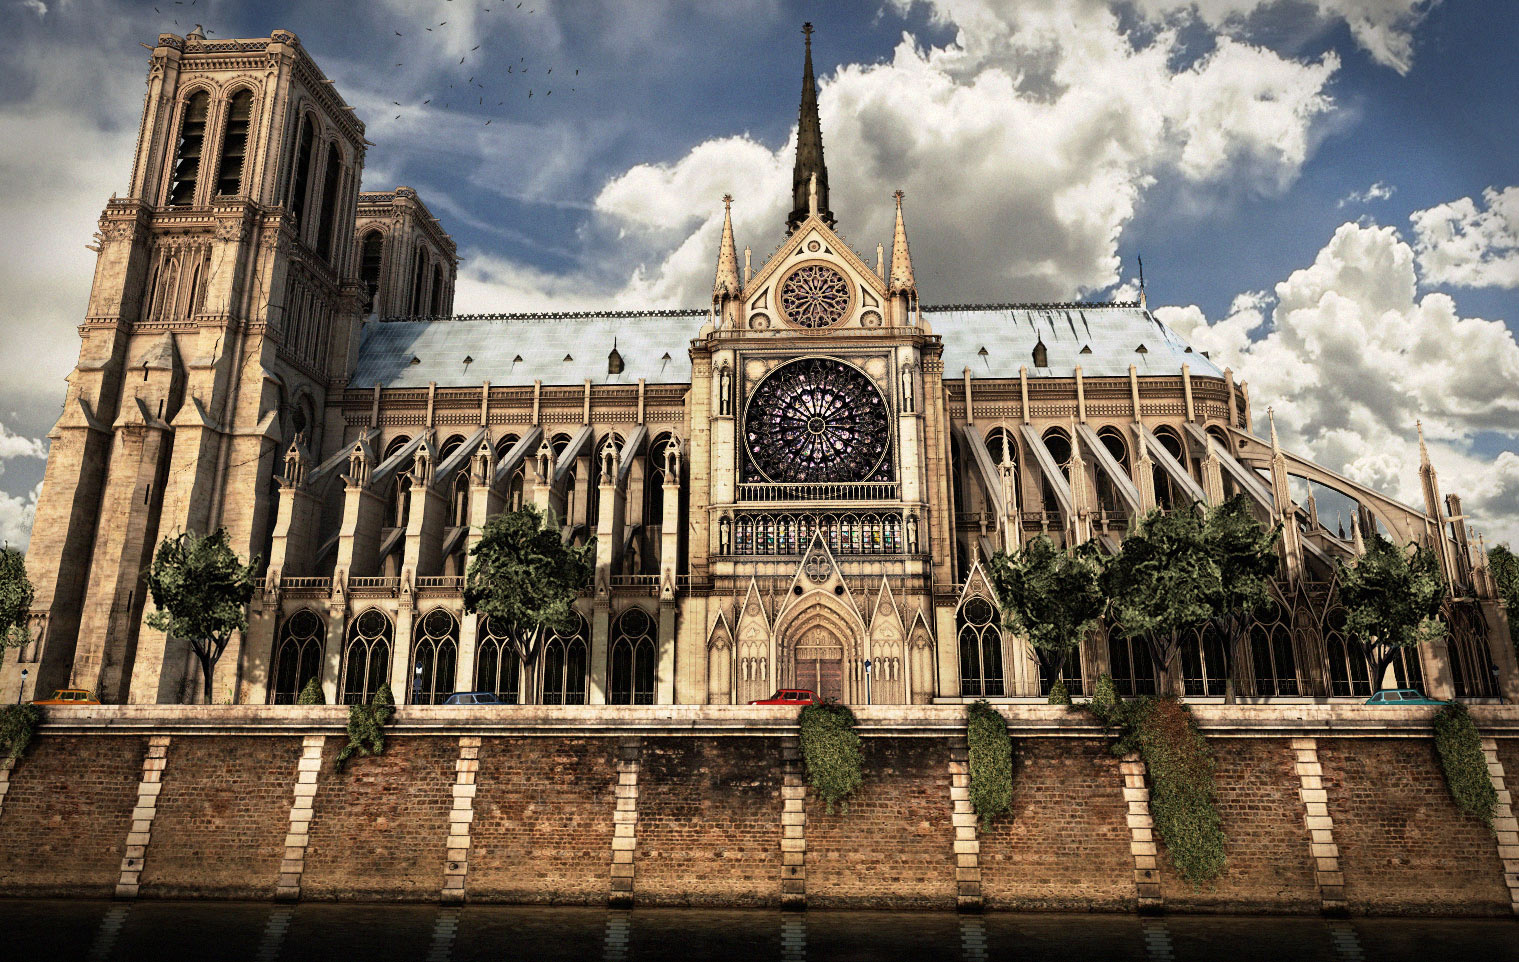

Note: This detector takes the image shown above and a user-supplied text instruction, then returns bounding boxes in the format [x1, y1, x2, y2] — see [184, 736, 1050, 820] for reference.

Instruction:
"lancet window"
[730, 511, 902, 555]
[410, 608, 458, 705]
[341, 609, 393, 705]
[609, 608, 657, 705]
[169, 90, 210, 206]
[541, 612, 589, 705]
[215, 89, 253, 197]
[270, 609, 324, 704]
[957, 597, 1004, 697]
[474, 615, 521, 704]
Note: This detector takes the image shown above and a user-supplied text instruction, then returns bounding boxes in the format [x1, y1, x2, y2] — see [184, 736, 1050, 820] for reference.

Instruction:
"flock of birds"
[151, 0, 580, 128]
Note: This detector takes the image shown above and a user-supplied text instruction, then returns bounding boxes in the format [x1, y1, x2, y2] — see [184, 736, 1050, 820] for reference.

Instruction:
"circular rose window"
[744, 357, 890, 483]
[778, 263, 851, 329]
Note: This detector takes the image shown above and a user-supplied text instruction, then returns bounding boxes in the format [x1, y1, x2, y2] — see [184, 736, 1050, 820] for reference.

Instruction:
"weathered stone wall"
[300, 736, 456, 900]
[1318, 737, 1509, 915]
[467, 736, 620, 904]
[979, 737, 1133, 911]
[633, 736, 784, 906]
[0, 706, 1514, 915]
[0, 735, 143, 896]
[139, 735, 302, 898]
[804, 737, 958, 909]
[1158, 737, 1321, 913]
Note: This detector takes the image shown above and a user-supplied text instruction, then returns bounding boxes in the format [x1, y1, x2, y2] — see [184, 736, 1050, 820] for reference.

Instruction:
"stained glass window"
[744, 357, 891, 484]
[779, 264, 851, 329]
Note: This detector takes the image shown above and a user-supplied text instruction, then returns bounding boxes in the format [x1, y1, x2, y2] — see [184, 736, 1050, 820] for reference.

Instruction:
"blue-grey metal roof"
[351, 304, 1219, 389]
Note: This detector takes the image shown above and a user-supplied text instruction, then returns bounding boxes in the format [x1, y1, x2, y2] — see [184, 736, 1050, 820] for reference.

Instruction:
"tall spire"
[714, 194, 741, 299]
[889, 190, 916, 295]
[787, 23, 835, 233]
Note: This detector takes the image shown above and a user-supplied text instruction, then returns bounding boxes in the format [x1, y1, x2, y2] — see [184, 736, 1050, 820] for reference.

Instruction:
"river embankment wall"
[0, 705, 1515, 916]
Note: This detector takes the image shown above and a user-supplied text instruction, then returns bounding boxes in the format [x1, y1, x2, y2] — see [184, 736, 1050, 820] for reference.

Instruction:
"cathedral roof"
[352, 303, 1218, 389]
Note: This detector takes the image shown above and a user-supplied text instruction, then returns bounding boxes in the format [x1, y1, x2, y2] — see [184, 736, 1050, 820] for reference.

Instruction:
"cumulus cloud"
[459, 1, 1341, 312]
[0, 422, 47, 473]
[1157, 219, 1519, 544]
[1410, 185, 1519, 289]
[0, 480, 40, 550]
[1338, 180, 1395, 207]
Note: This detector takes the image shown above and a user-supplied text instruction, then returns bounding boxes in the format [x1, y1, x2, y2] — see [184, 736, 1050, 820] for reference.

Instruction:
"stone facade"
[4, 26, 1513, 711]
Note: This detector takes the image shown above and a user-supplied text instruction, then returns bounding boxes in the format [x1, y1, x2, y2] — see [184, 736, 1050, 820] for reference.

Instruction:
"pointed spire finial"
[714, 194, 741, 299]
[787, 23, 834, 233]
[1417, 419, 1431, 467]
[1268, 406, 1280, 453]
[1352, 511, 1366, 555]
[1137, 253, 1147, 308]
[889, 189, 916, 295]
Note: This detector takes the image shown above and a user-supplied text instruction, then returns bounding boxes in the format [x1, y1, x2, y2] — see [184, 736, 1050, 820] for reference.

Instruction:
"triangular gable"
[735, 577, 770, 644]
[867, 577, 905, 641]
[776, 531, 865, 628]
[706, 609, 733, 650]
[907, 606, 936, 648]
[744, 214, 888, 313]
[955, 559, 1000, 611]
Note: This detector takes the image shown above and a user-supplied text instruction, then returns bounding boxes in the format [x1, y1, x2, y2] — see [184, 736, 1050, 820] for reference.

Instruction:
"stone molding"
[1479, 737, 1519, 914]
[117, 734, 171, 897]
[1291, 737, 1346, 912]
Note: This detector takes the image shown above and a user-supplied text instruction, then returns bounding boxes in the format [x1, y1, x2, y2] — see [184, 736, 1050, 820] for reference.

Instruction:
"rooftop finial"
[889, 189, 916, 295]
[1137, 254, 1146, 309]
[787, 23, 834, 233]
[1417, 419, 1431, 467]
[1268, 406, 1280, 453]
[714, 194, 740, 299]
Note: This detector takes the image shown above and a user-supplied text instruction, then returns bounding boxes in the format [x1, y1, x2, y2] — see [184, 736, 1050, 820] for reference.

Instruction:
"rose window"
[779, 264, 851, 329]
[745, 357, 891, 484]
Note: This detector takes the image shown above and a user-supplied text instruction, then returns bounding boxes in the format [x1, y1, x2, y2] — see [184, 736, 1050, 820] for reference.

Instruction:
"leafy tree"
[1202, 496, 1281, 703]
[985, 536, 1104, 696]
[0, 547, 34, 670]
[1335, 533, 1445, 690]
[1489, 544, 1519, 655]
[145, 529, 259, 703]
[1102, 510, 1224, 695]
[463, 504, 594, 703]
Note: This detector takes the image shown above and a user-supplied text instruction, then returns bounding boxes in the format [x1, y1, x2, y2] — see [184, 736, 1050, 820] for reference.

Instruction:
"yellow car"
[32, 688, 100, 705]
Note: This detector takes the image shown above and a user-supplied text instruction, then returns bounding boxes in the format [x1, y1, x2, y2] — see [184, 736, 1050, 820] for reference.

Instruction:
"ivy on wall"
[1433, 702, 1496, 824]
[337, 683, 395, 770]
[1097, 695, 1226, 884]
[799, 701, 862, 814]
[0, 704, 40, 762]
[966, 700, 1013, 829]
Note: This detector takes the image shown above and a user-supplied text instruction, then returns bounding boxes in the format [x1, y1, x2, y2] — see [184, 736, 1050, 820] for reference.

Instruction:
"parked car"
[749, 689, 818, 706]
[442, 691, 504, 706]
[32, 688, 100, 705]
[1365, 688, 1446, 706]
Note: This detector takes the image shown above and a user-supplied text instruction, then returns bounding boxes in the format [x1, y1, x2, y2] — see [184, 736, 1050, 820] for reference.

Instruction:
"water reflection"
[3, 900, 1514, 962]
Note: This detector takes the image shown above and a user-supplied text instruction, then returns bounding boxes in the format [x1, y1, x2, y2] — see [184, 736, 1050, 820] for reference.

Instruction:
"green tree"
[1336, 534, 1445, 690]
[463, 504, 594, 703]
[1102, 510, 1223, 696]
[985, 536, 1104, 697]
[145, 529, 259, 703]
[0, 547, 34, 670]
[1489, 544, 1519, 655]
[1202, 496, 1281, 703]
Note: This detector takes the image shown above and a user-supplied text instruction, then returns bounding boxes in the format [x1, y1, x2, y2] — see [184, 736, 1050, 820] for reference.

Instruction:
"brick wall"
[1158, 737, 1319, 912]
[466, 736, 620, 903]
[979, 737, 1133, 911]
[634, 736, 784, 906]
[1319, 737, 1509, 914]
[300, 736, 456, 900]
[139, 735, 302, 898]
[0, 735, 143, 896]
[804, 737, 957, 909]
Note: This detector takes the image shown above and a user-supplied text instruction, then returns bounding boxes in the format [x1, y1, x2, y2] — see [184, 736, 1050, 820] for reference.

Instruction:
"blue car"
[442, 691, 503, 706]
[1364, 688, 1446, 706]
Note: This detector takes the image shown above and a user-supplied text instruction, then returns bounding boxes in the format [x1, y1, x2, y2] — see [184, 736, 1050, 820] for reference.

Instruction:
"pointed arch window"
[609, 608, 657, 705]
[1108, 629, 1158, 697]
[216, 89, 254, 197]
[169, 90, 210, 206]
[411, 608, 459, 705]
[475, 615, 522, 704]
[359, 230, 384, 312]
[270, 609, 324, 704]
[341, 609, 393, 704]
[541, 612, 589, 705]
[289, 116, 317, 229]
[430, 262, 445, 316]
[957, 597, 1003, 697]
[315, 143, 342, 262]
[410, 247, 428, 316]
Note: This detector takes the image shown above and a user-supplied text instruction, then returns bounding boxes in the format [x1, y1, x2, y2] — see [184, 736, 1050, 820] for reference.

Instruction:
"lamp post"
[17, 668, 27, 704]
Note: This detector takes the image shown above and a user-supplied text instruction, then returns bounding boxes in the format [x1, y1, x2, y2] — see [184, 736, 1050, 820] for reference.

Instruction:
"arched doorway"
[780, 601, 858, 703]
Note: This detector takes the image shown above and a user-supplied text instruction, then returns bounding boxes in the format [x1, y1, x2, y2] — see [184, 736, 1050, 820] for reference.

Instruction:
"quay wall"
[0, 705, 1515, 916]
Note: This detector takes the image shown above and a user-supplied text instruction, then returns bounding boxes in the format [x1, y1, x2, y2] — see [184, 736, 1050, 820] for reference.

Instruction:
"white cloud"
[0, 480, 40, 550]
[1159, 219, 1519, 544]
[1337, 180, 1395, 207]
[460, 1, 1340, 312]
[1410, 185, 1519, 289]
[18, 1, 46, 18]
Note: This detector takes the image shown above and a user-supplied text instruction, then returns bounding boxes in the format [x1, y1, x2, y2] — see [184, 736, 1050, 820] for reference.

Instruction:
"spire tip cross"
[803, 22, 814, 36]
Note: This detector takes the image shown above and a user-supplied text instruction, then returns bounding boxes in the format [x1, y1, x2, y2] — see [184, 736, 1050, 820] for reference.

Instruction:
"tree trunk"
[197, 648, 216, 704]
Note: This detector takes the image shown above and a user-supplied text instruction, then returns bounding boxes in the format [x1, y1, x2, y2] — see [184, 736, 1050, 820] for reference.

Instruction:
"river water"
[3, 899, 1515, 962]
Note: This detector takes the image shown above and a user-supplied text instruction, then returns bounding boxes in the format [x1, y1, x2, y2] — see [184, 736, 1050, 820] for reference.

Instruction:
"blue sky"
[0, 0, 1516, 547]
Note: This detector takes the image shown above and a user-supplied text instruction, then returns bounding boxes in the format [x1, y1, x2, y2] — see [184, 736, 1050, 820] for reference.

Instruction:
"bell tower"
[11, 28, 368, 704]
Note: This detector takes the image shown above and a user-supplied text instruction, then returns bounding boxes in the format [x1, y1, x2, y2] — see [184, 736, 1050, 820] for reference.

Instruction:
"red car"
[749, 689, 818, 706]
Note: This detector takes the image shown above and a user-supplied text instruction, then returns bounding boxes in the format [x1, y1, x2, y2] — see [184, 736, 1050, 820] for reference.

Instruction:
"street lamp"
[17, 668, 27, 704]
